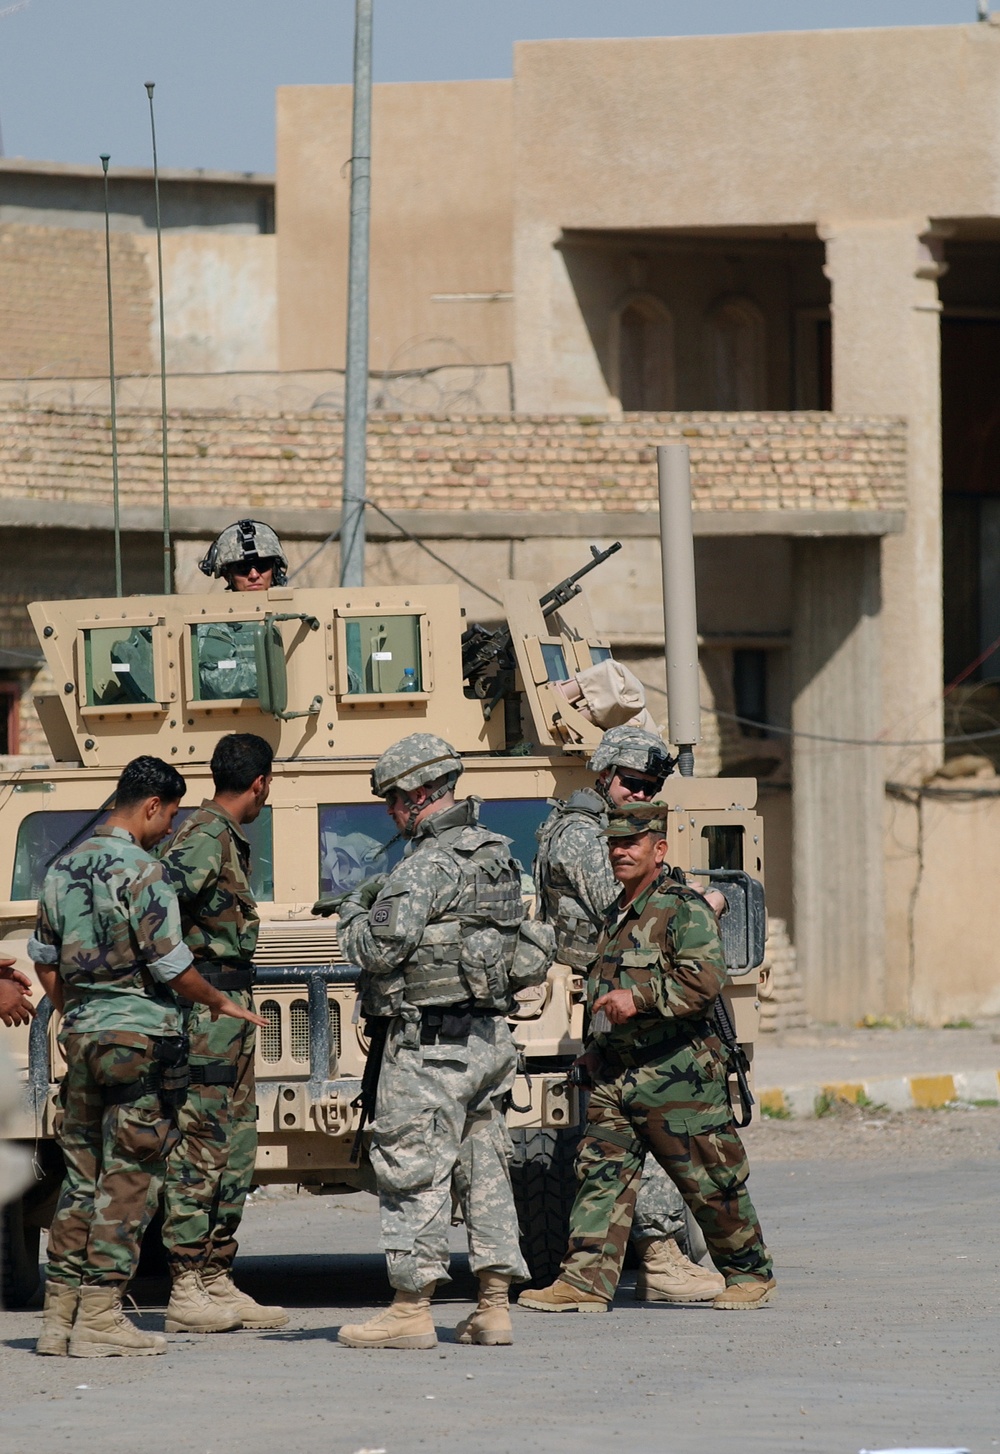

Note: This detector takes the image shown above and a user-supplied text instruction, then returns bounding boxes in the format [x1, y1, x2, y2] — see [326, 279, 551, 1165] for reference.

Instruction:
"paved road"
[1, 1111, 998, 1454]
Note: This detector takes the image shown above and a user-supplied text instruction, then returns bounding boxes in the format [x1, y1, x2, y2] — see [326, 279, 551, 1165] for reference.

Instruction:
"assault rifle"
[461, 540, 622, 719]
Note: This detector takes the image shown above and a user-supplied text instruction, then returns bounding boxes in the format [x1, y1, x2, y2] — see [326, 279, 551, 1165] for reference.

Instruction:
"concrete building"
[274, 19, 1000, 1026]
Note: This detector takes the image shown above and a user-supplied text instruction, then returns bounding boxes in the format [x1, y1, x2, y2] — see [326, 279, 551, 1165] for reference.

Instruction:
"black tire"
[1, 1197, 42, 1309]
[509, 1126, 580, 1287]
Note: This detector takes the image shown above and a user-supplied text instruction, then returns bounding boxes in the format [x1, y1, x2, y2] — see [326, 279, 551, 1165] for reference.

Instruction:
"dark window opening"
[732, 649, 769, 738]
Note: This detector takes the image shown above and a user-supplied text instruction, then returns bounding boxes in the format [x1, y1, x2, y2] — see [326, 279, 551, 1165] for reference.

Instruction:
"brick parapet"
[0, 406, 907, 517]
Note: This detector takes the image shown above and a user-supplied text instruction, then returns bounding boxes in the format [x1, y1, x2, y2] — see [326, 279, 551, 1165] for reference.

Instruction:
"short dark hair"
[210, 733, 274, 794]
[115, 756, 186, 809]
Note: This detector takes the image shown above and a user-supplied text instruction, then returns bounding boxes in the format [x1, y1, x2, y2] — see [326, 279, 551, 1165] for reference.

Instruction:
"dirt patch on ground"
[743, 1099, 1000, 1161]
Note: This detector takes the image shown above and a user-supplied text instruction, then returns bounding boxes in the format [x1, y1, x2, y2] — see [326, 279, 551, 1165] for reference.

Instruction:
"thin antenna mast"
[100, 155, 123, 598]
[340, 0, 374, 587]
[145, 82, 172, 593]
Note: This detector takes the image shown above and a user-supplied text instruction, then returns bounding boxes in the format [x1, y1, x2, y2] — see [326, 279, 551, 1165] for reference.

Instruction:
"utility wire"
[363, 500, 503, 607]
[706, 704, 1000, 749]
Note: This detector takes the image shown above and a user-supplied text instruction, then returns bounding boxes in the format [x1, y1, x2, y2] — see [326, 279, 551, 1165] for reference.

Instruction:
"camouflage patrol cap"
[199, 519, 289, 586]
[370, 733, 464, 797]
[601, 801, 670, 838]
[587, 725, 676, 779]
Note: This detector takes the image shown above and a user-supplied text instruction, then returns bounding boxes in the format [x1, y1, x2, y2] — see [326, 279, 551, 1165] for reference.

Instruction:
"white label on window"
[218, 659, 238, 669]
[372, 651, 393, 661]
[111, 664, 131, 673]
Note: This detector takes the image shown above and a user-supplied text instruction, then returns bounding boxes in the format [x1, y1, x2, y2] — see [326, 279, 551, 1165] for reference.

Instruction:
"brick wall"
[0, 406, 906, 516]
[0, 225, 153, 380]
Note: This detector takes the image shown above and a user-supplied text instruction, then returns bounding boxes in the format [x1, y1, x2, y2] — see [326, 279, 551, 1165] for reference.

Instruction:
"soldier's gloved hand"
[355, 875, 386, 910]
[312, 891, 350, 918]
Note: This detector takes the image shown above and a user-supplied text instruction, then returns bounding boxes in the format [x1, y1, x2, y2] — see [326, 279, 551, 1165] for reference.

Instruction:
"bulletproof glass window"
[190, 620, 263, 701]
[84, 626, 157, 706]
[13, 804, 275, 903]
[540, 642, 570, 683]
[343, 615, 422, 695]
[588, 644, 613, 666]
[12, 809, 110, 899]
[701, 825, 745, 871]
[317, 798, 551, 898]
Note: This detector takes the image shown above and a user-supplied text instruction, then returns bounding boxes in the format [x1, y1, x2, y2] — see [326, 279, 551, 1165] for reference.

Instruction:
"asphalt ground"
[1, 1104, 998, 1454]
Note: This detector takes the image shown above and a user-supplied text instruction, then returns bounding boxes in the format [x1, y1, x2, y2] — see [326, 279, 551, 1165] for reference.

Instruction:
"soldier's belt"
[188, 1064, 239, 1087]
[101, 1036, 190, 1110]
[599, 1022, 706, 1073]
[420, 1002, 504, 1043]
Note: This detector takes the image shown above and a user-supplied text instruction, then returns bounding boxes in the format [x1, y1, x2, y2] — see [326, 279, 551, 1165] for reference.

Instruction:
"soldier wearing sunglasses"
[533, 724, 726, 1305]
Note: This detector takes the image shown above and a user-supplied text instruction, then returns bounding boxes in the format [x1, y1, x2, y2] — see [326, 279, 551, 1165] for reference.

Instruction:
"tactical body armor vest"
[534, 788, 608, 970]
[378, 800, 524, 1015]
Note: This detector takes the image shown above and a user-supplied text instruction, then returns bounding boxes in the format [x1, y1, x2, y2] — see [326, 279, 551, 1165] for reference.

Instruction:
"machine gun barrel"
[461, 541, 622, 686]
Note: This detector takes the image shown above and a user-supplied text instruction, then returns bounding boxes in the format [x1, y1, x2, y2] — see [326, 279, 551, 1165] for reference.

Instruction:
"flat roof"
[0, 158, 273, 188]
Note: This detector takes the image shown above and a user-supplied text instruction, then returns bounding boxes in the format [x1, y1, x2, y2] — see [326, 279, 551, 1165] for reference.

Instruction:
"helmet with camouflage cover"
[587, 725, 676, 780]
[199, 519, 289, 587]
[370, 733, 464, 797]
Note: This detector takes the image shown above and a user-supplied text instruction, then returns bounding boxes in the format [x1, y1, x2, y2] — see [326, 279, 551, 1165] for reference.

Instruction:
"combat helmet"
[370, 733, 464, 835]
[199, 519, 289, 587]
[587, 724, 676, 781]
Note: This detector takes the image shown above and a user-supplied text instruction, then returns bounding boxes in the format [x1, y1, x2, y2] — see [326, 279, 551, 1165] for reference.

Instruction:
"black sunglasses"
[615, 771, 664, 796]
[230, 557, 276, 576]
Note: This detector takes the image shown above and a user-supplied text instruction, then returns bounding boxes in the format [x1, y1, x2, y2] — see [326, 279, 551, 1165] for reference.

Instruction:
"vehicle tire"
[509, 1126, 580, 1287]
[1, 1196, 41, 1309]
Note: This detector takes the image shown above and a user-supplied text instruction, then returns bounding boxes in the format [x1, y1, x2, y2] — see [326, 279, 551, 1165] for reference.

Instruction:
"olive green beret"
[601, 801, 669, 838]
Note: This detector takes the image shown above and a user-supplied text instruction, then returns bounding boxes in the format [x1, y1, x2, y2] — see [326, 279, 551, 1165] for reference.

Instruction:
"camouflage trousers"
[371, 1014, 529, 1294]
[161, 992, 257, 1276]
[560, 1039, 772, 1301]
[47, 1030, 181, 1287]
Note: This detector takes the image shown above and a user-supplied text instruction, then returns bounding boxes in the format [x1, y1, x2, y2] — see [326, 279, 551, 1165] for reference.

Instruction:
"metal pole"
[657, 444, 701, 776]
[145, 82, 172, 593]
[100, 155, 123, 598]
[339, 0, 373, 587]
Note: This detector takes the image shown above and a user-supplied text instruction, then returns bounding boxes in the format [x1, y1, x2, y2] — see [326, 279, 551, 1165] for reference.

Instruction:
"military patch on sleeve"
[369, 899, 400, 934]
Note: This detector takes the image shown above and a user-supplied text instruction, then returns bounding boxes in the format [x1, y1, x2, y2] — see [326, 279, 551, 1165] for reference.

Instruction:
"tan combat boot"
[201, 1268, 289, 1330]
[164, 1270, 242, 1334]
[68, 1285, 166, 1358]
[713, 1276, 777, 1310]
[634, 1236, 725, 1303]
[338, 1285, 437, 1349]
[35, 1280, 79, 1356]
[517, 1278, 609, 1313]
[456, 1272, 513, 1346]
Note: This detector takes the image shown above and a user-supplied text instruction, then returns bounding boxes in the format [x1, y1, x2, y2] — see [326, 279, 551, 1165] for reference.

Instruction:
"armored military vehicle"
[0, 522, 766, 1307]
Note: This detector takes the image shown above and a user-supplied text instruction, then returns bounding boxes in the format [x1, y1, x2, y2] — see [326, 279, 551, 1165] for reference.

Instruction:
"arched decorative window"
[612, 294, 675, 411]
[706, 294, 766, 410]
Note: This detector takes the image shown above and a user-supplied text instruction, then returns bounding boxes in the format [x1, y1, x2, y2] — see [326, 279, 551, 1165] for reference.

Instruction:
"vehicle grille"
[257, 995, 343, 1071]
[259, 999, 282, 1062]
[254, 922, 347, 967]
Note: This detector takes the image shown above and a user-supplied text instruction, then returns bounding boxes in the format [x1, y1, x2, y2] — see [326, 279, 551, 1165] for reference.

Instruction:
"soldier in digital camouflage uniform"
[521, 800, 775, 1314]
[193, 519, 289, 701]
[159, 732, 288, 1334]
[29, 756, 264, 1359]
[534, 723, 724, 1303]
[332, 734, 554, 1350]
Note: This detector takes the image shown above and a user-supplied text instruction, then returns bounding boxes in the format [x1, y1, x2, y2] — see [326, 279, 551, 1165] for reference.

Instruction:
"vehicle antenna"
[144, 82, 172, 592]
[100, 154, 123, 598]
[657, 444, 701, 776]
[340, 0, 373, 587]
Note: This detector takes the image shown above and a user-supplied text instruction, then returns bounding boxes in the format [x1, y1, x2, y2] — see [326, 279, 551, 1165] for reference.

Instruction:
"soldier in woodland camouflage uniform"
[521, 801, 775, 1314]
[534, 724, 724, 1303]
[159, 733, 288, 1334]
[192, 520, 289, 700]
[29, 756, 264, 1359]
[332, 734, 554, 1350]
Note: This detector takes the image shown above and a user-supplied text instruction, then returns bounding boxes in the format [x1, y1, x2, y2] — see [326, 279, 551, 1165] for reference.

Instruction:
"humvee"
[0, 551, 766, 1306]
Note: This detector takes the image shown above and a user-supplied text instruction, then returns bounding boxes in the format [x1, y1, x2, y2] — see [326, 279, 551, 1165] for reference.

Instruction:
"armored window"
[343, 614, 422, 695]
[701, 825, 745, 871]
[540, 642, 569, 684]
[189, 620, 263, 702]
[12, 809, 109, 900]
[82, 626, 159, 708]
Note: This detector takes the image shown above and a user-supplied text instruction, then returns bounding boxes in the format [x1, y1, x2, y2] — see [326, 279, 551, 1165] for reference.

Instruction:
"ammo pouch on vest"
[509, 918, 556, 991]
[407, 920, 516, 1011]
[102, 1036, 191, 1112]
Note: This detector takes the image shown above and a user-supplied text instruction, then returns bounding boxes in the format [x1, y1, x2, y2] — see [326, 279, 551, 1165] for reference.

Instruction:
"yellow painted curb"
[909, 1073, 956, 1109]
[820, 1081, 865, 1104]
[759, 1088, 787, 1115]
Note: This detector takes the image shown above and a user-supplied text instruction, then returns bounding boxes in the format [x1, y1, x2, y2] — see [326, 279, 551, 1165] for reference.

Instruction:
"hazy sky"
[0, 1, 982, 175]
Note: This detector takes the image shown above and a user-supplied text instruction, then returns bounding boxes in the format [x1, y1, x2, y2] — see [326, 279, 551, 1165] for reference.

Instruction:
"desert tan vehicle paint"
[0, 565, 765, 1304]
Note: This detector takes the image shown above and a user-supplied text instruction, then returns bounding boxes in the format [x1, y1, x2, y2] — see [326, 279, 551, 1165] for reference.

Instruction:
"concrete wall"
[277, 81, 513, 375]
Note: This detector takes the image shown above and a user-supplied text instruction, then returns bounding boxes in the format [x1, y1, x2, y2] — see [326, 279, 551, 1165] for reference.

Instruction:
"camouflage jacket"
[28, 825, 192, 1037]
[161, 801, 259, 965]
[338, 798, 523, 1016]
[534, 790, 615, 969]
[586, 868, 727, 1060]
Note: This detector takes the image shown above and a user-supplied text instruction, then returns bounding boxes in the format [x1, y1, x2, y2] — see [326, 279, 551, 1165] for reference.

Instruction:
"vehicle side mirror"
[255, 614, 322, 721]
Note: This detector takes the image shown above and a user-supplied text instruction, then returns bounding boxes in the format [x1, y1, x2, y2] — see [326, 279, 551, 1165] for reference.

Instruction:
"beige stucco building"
[274, 20, 1000, 1026]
